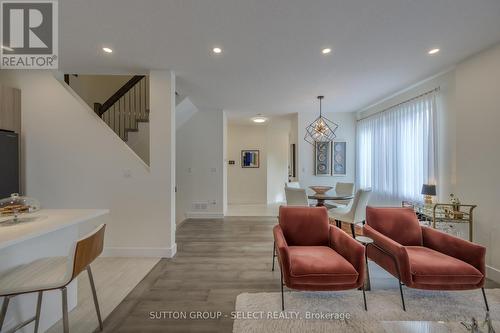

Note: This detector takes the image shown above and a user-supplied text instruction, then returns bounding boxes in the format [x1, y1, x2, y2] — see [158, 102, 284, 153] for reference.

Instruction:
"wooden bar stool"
[0, 224, 106, 333]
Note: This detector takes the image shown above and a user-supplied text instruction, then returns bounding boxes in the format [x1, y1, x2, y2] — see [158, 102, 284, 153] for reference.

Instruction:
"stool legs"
[87, 266, 103, 331]
[0, 296, 10, 330]
[34, 291, 43, 333]
[61, 287, 69, 333]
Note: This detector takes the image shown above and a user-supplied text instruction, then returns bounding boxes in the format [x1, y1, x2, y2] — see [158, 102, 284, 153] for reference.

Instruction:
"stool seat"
[0, 257, 71, 297]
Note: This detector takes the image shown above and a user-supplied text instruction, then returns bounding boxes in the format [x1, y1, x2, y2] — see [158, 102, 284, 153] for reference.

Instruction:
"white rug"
[233, 289, 500, 332]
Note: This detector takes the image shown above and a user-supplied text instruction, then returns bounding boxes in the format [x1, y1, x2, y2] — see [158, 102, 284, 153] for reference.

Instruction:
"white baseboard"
[486, 265, 500, 283]
[102, 244, 177, 258]
[185, 211, 224, 219]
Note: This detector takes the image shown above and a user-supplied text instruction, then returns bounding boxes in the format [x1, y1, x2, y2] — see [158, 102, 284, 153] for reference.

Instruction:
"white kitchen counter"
[0, 209, 109, 250]
[0, 209, 109, 333]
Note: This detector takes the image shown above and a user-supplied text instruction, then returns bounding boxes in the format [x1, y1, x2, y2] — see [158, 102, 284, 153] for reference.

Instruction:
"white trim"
[102, 244, 177, 258]
[185, 212, 224, 219]
[486, 265, 500, 283]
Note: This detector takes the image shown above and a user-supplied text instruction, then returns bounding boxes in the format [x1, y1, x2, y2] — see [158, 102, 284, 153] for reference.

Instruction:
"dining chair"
[332, 182, 355, 207]
[285, 181, 301, 188]
[328, 188, 372, 237]
[284, 187, 309, 206]
[0, 224, 106, 333]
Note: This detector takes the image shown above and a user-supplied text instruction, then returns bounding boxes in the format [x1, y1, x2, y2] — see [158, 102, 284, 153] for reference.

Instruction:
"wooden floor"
[103, 216, 499, 333]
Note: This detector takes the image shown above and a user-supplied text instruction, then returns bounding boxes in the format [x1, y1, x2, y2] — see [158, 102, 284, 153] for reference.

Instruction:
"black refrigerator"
[0, 130, 19, 199]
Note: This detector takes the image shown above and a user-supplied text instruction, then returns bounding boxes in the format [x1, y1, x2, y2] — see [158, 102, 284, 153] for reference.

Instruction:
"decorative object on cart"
[304, 96, 338, 145]
[402, 200, 477, 242]
[314, 141, 331, 175]
[241, 150, 259, 168]
[421, 184, 436, 205]
[332, 141, 347, 175]
[449, 193, 464, 218]
[0, 193, 40, 225]
[309, 186, 333, 195]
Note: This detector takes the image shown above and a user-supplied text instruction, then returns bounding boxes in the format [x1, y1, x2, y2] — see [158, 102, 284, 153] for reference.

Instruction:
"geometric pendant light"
[304, 96, 338, 145]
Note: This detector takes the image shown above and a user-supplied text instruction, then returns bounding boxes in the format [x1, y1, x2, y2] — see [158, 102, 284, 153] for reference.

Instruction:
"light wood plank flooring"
[46, 257, 160, 333]
[102, 216, 499, 333]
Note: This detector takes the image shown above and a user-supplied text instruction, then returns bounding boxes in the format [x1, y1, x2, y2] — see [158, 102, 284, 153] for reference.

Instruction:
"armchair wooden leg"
[481, 288, 489, 312]
[272, 241, 276, 272]
[87, 266, 104, 331]
[34, 291, 43, 333]
[61, 287, 69, 333]
[280, 268, 284, 311]
[0, 296, 10, 331]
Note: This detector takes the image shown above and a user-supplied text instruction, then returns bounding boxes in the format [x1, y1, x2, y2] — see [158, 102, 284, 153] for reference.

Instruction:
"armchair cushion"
[366, 207, 422, 246]
[279, 206, 329, 246]
[288, 246, 358, 285]
[406, 246, 483, 285]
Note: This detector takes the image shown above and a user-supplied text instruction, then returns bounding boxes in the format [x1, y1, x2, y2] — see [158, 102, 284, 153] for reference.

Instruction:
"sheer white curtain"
[356, 92, 438, 203]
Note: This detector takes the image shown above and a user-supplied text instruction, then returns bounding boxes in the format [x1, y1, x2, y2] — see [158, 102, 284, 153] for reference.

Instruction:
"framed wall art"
[314, 141, 331, 176]
[332, 141, 347, 176]
[241, 150, 260, 168]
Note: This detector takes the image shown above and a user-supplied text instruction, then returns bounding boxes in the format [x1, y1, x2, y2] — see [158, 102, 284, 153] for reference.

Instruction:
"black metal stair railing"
[93, 75, 149, 141]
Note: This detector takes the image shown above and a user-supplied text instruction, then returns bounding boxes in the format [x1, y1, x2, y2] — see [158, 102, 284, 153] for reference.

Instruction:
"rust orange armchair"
[364, 207, 488, 311]
[272, 206, 367, 310]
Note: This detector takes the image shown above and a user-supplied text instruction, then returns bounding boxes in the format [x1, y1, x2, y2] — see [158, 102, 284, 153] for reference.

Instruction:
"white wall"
[266, 117, 291, 203]
[355, 42, 500, 281]
[297, 111, 357, 189]
[176, 110, 224, 222]
[227, 124, 268, 204]
[454, 43, 500, 281]
[0, 70, 176, 257]
[127, 122, 150, 164]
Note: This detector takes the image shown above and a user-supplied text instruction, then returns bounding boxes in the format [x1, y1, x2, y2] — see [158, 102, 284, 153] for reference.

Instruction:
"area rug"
[233, 289, 500, 332]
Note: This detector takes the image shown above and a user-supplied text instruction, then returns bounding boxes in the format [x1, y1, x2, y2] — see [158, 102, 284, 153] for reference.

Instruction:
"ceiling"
[59, 0, 500, 116]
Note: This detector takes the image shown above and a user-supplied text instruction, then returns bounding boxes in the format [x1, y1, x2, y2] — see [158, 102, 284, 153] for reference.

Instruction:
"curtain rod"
[357, 87, 440, 121]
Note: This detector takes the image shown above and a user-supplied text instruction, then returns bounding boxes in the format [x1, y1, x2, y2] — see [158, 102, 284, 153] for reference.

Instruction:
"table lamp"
[421, 184, 436, 205]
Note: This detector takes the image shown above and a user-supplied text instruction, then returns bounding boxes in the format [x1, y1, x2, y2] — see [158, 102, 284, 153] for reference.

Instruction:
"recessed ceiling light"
[212, 47, 222, 54]
[252, 115, 267, 123]
[322, 48, 332, 55]
[1, 45, 14, 52]
[102, 47, 113, 53]
[428, 48, 440, 55]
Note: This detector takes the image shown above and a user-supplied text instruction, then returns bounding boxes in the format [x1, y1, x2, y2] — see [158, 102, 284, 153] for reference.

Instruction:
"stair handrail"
[94, 75, 145, 116]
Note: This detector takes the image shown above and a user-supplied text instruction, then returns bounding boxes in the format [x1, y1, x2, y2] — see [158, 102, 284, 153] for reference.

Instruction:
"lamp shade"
[421, 184, 436, 196]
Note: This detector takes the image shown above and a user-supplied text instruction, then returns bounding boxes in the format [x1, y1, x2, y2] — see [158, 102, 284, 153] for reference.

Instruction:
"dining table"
[308, 191, 354, 207]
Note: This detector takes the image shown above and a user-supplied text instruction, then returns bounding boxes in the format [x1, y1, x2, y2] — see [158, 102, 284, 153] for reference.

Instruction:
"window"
[356, 92, 438, 203]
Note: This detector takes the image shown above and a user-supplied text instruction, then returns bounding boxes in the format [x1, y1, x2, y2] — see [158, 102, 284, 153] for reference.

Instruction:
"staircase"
[93, 75, 149, 142]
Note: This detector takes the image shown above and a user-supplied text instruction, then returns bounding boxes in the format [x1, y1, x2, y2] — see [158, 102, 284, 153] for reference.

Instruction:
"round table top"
[307, 191, 354, 201]
[355, 236, 374, 244]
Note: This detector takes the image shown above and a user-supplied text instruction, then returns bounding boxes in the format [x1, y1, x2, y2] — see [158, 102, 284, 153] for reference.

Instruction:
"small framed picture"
[241, 150, 260, 168]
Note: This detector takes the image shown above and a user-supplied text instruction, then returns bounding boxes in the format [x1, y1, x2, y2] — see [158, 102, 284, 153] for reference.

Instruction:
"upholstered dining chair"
[0, 224, 106, 333]
[328, 188, 372, 237]
[273, 206, 367, 311]
[364, 207, 488, 312]
[284, 187, 309, 206]
[285, 181, 301, 189]
[331, 182, 355, 207]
